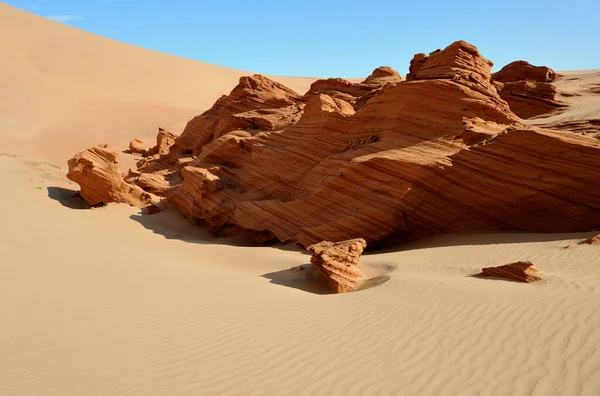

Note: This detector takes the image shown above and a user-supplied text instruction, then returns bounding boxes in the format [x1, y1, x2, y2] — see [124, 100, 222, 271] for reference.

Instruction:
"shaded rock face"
[492, 61, 566, 119]
[478, 261, 542, 283]
[67, 40, 600, 248]
[67, 145, 156, 207]
[406, 52, 431, 81]
[307, 239, 366, 293]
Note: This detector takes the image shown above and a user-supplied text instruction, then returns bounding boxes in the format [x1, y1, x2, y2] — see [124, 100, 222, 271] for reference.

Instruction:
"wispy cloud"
[28, 5, 43, 11]
[46, 15, 84, 23]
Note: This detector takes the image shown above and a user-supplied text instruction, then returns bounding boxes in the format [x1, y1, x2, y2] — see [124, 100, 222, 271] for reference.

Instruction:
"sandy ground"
[1, 3, 600, 396]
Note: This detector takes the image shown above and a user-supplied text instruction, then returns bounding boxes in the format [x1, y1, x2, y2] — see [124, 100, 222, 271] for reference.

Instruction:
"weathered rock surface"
[406, 52, 431, 81]
[128, 138, 147, 155]
[493, 61, 562, 83]
[584, 234, 600, 245]
[307, 238, 366, 293]
[306, 66, 401, 109]
[67, 144, 157, 207]
[67, 40, 600, 247]
[477, 261, 542, 283]
[493, 80, 567, 119]
[492, 61, 566, 119]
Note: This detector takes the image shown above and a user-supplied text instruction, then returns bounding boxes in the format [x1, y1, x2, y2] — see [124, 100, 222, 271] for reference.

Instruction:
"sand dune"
[1, 3, 600, 396]
[0, 3, 315, 166]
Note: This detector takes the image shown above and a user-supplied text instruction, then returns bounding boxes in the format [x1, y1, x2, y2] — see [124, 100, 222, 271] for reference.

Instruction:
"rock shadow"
[262, 264, 333, 295]
[46, 186, 91, 209]
[262, 264, 392, 295]
[128, 206, 263, 247]
[374, 231, 600, 254]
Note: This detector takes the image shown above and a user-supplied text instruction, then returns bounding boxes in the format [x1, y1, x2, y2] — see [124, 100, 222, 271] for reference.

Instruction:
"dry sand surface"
[1, 3, 600, 395]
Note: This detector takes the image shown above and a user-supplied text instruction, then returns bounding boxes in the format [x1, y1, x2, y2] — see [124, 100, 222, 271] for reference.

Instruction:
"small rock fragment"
[477, 261, 542, 283]
[307, 238, 366, 293]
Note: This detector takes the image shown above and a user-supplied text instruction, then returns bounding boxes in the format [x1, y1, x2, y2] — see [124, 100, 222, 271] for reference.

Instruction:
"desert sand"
[1, 3, 600, 396]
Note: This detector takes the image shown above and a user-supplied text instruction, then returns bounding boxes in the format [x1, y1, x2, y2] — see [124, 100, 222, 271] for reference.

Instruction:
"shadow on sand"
[262, 264, 333, 295]
[373, 231, 600, 255]
[47, 186, 91, 209]
[262, 264, 392, 295]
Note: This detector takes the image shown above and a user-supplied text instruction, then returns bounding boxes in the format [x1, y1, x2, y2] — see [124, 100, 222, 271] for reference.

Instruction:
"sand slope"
[1, 3, 600, 396]
[0, 2, 315, 165]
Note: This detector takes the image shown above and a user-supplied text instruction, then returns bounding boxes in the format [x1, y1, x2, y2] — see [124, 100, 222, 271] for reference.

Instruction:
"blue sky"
[7, 0, 600, 77]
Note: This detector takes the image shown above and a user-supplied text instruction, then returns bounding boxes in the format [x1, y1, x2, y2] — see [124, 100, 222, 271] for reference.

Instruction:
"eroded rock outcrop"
[307, 238, 366, 293]
[493, 61, 562, 83]
[67, 40, 600, 248]
[406, 52, 430, 81]
[128, 138, 147, 155]
[492, 61, 566, 119]
[67, 144, 157, 207]
[477, 261, 542, 283]
[493, 80, 567, 119]
[306, 66, 401, 109]
[584, 234, 600, 245]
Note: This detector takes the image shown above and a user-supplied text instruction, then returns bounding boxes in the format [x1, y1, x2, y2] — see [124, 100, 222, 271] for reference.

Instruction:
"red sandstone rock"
[362, 66, 402, 85]
[584, 234, 600, 245]
[128, 138, 147, 155]
[406, 52, 430, 81]
[491, 61, 565, 119]
[67, 41, 600, 248]
[478, 261, 542, 283]
[307, 238, 366, 293]
[415, 41, 493, 81]
[306, 66, 401, 108]
[148, 128, 177, 156]
[67, 144, 157, 207]
[493, 61, 562, 83]
[493, 80, 567, 119]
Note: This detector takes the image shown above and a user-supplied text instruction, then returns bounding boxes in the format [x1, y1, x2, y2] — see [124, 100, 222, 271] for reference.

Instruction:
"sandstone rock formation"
[406, 52, 433, 80]
[492, 61, 566, 119]
[305, 66, 401, 109]
[67, 40, 600, 248]
[307, 238, 366, 293]
[147, 128, 178, 157]
[128, 138, 147, 155]
[493, 61, 562, 83]
[584, 234, 600, 245]
[492, 80, 567, 119]
[67, 144, 157, 207]
[477, 261, 542, 283]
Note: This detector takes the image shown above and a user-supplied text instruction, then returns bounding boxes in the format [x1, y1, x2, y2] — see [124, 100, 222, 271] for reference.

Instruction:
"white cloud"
[46, 15, 84, 23]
